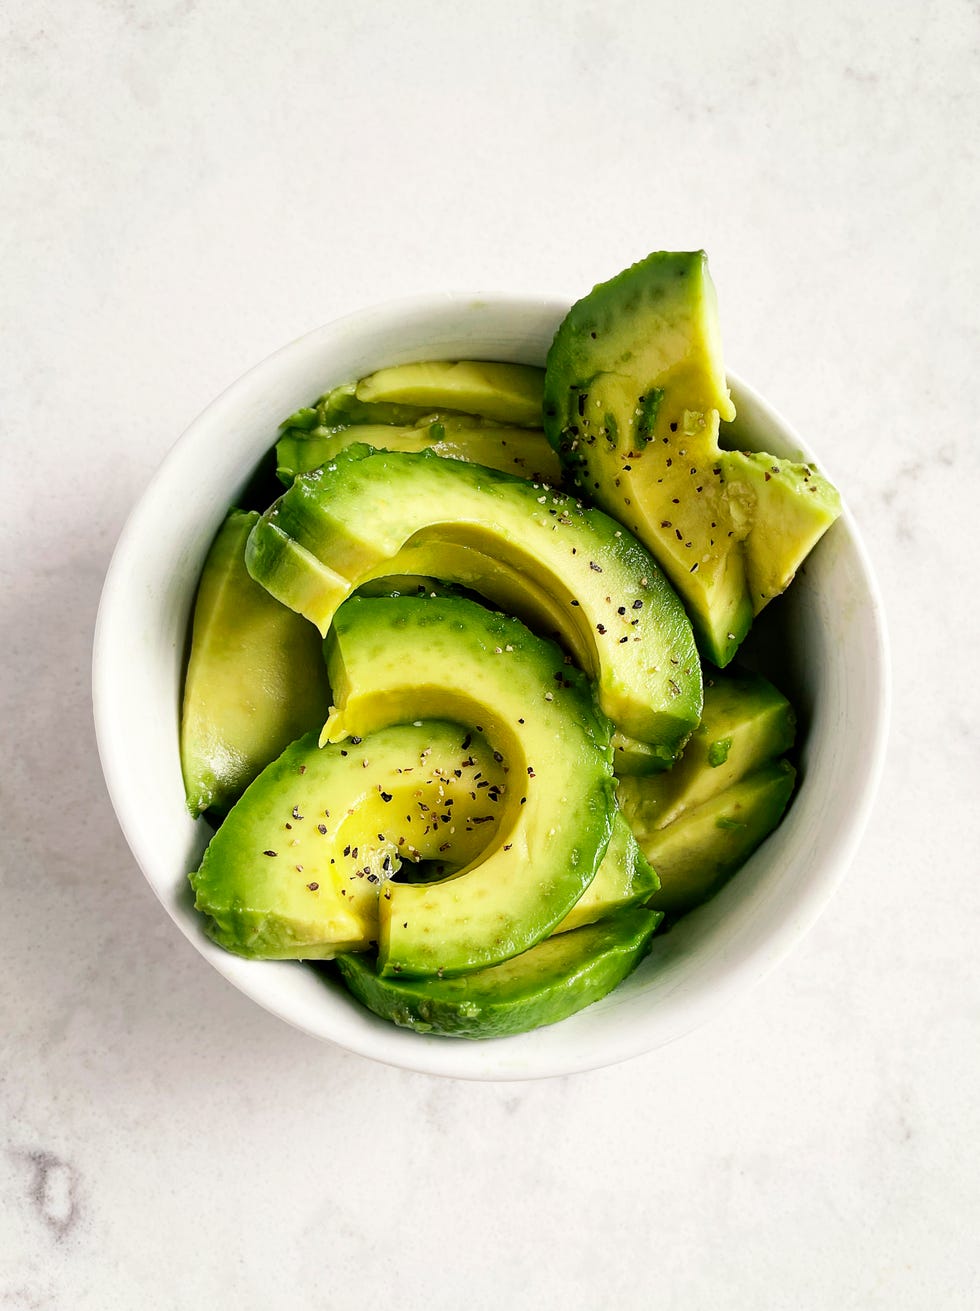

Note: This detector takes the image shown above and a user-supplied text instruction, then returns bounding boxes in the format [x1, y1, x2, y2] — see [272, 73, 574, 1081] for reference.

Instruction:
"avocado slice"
[334, 907, 662, 1039]
[641, 760, 797, 917]
[542, 251, 841, 666]
[179, 509, 330, 815]
[321, 594, 617, 977]
[190, 722, 506, 959]
[355, 360, 545, 427]
[246, 445, 702, 757]
[616, 672, 796, 831]
[275, 416, 561, 487]
[552, 814, 658, 934]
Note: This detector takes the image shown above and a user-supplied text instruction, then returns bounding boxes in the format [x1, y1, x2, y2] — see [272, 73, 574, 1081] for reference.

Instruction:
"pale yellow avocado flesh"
[356, 360, 545, 428]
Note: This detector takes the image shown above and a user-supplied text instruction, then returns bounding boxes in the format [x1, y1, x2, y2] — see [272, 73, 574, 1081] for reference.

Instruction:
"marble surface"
[2, 1, 978, 1306]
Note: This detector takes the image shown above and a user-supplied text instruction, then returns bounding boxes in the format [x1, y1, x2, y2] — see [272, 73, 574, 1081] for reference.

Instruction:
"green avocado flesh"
[321, 594, 616, 977]
[275, 416, 562, 487]
[543, 250, 841, 666]
[552, 813, 659, 933]
[641, 760, 796, 916]
[616, 672, 796, 832]
[246, 445, 702, 757]
[180, 510, 330, 815]
[355, 360, 545, 427]
[334, 907, 662, 1039]
[190, 722, 506, 959]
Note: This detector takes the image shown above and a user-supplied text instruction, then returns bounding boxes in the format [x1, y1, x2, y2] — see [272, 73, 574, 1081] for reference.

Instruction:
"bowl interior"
[93, 295, 888, 1080]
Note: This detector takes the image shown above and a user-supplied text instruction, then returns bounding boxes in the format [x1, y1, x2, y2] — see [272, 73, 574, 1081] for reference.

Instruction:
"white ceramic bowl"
[93, 294, 889, 1080]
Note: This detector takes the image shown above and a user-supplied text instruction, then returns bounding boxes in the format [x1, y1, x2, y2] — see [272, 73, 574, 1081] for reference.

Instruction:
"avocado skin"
[333, 908, 662, 1039]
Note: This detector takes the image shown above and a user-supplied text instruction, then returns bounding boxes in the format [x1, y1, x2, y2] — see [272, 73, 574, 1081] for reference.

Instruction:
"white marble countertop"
[2, 1, 977, 1306]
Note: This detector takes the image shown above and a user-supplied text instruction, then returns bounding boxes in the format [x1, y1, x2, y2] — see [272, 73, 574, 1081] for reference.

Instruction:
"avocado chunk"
[617, 672, 796, 832]
[247, 445, 702, 757]
[610, 729, 677, 776]
[189, 722, 506, 959]
[542, 250, 840, 666]
[334, 907, 662, 1038]
[552, 813, 659, 934]
[321, 594, 616, 977]
[275, 416, 561, 487]
[722, 451, 842, 614]
[180, 509, 330, 815]
[641, 760, 797, 916]
[355, 360, 545, 427]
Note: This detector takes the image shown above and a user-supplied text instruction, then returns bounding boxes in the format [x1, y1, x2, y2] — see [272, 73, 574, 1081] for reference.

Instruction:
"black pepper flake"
[439, 842, 451, 852]
[340, 749, 348, 757]
[596, 623, 606, 634]
[307, 881, 319, 891]
[493, 750, 503, 762]
[764, 472, 771, 481]
[589, 561, 602, 572]
[292, 806, 303, 820]
[617, 606, 626, 615]
[350, 736, 362, 745]
[461, 732, 472, 750]
[298, 765, 306, 774]
[295, 864, 303, 872]
[380, 791, 393, 803]
[263, 850, 277, 857]
[690, 562, 699, 572]
[285, 822, 292, 830]
[670, 422, 678, 432]
[570, 599, 580, 606]
[527, 767, 535, 777]
[632, 599, 643, 609]
[317, 823, 327, 835]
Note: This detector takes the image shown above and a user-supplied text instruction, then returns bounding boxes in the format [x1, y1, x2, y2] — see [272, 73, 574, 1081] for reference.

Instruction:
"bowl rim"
[92, 291, 890, 1080]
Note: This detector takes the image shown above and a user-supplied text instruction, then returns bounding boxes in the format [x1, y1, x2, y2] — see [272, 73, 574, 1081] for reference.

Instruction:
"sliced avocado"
[617, 672, 795, 831]
[543, 251, 840, 666]
[190, 722, 506, 959]
[356, 360, 545, 427]
[247, 445, 702, 757]
[722, 450, 842, 614]
[334, 907, 662, 1038]
[611, 729, 677, 776]
[640, 760, 796, 916]
[180, 509, 330, 816]
[276, 415, 561, 487]
[321, 594, 616, 977]
[552, 813, 659, 934]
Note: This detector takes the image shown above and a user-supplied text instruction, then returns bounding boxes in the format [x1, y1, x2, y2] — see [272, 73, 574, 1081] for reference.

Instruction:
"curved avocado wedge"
[552, 813, 659, 934]
[543, 250, 840, 666]
[276, 416, 561, 487]
[246, 445, 702, 756]
[189, 722, 506, 960]
[321, 594, 616, 978]
[334, 907, 662, 1039]
[180, 509, 330, 816]
[355, 360, 545, 427]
